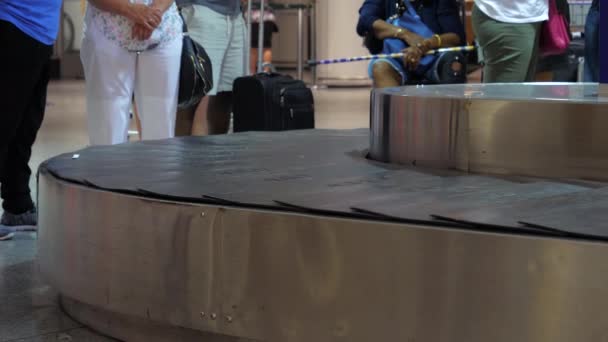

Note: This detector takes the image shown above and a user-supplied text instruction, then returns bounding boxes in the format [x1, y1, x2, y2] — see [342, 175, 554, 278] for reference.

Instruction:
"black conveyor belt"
[40, 129, 608, 241]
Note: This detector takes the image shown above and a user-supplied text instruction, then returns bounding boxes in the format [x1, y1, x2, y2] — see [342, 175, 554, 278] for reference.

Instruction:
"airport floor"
[0, 80, 371, 341]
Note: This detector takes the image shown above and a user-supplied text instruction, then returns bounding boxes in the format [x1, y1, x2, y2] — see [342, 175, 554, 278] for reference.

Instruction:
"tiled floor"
[0, 80, 371, 341]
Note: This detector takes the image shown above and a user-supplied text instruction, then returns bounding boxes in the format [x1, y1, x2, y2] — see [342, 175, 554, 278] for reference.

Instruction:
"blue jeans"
[584, 5, 599, 82]
[368, 51, 466, 85]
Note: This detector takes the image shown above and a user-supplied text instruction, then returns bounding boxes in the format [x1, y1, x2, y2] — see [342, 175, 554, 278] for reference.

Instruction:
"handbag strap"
[401, 0, 420, 19]
[178, 8, 188, 33]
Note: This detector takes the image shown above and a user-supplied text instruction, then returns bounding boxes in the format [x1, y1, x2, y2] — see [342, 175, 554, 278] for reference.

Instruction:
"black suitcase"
[233, 73, 315, 132]
[536, 38, 585, 82]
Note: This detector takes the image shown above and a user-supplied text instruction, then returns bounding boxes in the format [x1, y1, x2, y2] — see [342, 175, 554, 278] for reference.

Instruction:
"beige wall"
[270, 0, 310, 66]
[315, 0, 369, 83]
[270, 0, 370, 85]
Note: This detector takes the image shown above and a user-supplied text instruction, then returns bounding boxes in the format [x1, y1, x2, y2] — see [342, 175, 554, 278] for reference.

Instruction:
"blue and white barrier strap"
[308, 45, 475, 66]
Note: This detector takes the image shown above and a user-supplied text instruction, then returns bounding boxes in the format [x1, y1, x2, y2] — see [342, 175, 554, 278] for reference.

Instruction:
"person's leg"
[81, 24, 136, 145]
[263, 48, 273, 72]
[134, 36, 182, 141]
[191, 97, 210, 135]
[1, 69, 49, 222]
[524, 22, 542, 82]
[370, 60, 403, 88]
[584, 5, 600, 82]
[250, 22, 260, 74]
[181, 5, 230, 136]
[262, 22, 274, 72]
[1, 63, 49, 218]
[249, 48, 272, 73]
[175, 106, 196, 136]
[132, 100, 142, 141]
[207, 92, 233, 135]
[206, 13, 247, 134]
[472, 5, 538, 83]
[0, 20, 53, 220]
[250, 47, 259, 74]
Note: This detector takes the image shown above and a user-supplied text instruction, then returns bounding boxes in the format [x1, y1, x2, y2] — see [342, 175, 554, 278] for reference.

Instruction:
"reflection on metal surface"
[60, 297, 246, 342]
[600, 84, 608, 97]
[39, 173, 608, 342]
[370, 83, 608, 180]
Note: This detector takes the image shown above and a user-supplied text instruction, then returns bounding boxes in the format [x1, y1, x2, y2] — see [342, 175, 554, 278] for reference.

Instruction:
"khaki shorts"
[181, 4, 247, 95]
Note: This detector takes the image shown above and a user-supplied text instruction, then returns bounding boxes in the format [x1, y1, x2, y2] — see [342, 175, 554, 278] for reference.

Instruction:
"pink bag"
[539, 0, 571, 57]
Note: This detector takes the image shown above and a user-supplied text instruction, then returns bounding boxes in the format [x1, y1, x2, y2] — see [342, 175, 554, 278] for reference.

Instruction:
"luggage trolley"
[245, 1, 316, 81]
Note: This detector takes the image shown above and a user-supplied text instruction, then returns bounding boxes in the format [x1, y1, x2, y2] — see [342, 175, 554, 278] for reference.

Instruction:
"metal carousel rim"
[37, 171, 608, 342]
[374, 82, 608, 104]
[369, 82, 608, 182]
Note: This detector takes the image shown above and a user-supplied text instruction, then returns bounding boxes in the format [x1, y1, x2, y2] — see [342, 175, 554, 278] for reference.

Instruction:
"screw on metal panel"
[201, 212, 206, 217]
[210, 313, 217, 320]
[58, 334, 73, 341]
[226, 315, 233, 323]
[200, 311, 206, 318]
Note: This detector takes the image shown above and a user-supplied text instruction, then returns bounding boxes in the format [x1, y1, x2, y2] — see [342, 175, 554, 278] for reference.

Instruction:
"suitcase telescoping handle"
[245, 0, 252, 73]
[257, 0, 265, 73]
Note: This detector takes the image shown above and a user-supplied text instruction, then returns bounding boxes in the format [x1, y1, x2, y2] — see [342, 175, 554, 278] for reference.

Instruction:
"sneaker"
[0, 227, 15, 241]
[1, 208, 37, 231]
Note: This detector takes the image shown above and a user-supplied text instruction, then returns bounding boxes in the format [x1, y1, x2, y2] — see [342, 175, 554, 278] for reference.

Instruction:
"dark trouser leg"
[0, 20, 52, 214]
[584, 5, 599, 82]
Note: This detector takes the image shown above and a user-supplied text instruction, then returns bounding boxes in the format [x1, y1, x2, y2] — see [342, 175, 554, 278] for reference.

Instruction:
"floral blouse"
[86, 0, 182, 52]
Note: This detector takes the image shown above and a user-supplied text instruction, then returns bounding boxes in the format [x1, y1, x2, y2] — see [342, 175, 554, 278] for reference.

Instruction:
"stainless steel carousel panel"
[38, 172, 608, 342]
[370, 83, 608, 180]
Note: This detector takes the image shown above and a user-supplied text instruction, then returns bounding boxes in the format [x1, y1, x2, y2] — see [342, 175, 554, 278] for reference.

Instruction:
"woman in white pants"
[81, 0, 182, 145]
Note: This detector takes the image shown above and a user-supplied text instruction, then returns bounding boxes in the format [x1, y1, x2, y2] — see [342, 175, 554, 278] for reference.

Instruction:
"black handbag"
[178, 15, 213, 110]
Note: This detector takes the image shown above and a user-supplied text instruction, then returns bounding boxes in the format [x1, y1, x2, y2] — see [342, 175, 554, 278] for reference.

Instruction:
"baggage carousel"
[38, 83, 608, 342]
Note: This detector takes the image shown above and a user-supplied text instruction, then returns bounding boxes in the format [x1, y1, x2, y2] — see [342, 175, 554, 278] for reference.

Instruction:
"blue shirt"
[0, 0, 62, 45]
[357, 0, 465, 44]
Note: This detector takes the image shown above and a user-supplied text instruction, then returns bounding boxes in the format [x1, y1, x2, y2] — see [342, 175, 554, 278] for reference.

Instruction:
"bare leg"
[191, 96, 209, 136]
[372, 62, 402, 88]
[175, 106, 195, 136]
[132, 100, 142, 140]
[263, 48, 272, 72]
[250, 48, 258, 74]
[207, 92, 232, 135]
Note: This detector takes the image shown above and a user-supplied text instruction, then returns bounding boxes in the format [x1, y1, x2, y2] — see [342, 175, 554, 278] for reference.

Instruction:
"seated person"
[357, 0, 466, 87]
